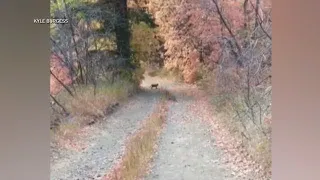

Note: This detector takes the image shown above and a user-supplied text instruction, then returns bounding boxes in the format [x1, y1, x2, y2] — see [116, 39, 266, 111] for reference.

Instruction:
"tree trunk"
[62, 0, 85, 84]
[115, 0, 130, 58]
[100, 0, 134, 81]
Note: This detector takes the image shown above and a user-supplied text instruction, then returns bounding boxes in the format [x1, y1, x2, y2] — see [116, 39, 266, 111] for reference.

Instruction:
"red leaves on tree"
[50, 54, 72, 95]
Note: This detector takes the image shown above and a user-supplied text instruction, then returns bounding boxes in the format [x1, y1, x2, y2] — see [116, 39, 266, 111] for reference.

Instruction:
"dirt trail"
[51, 75, 237, 180]
[144, 78, 236, 180]
[50, 84, 164, 180]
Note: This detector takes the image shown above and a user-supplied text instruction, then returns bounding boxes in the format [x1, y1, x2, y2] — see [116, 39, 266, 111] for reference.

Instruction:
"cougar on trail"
[150, 83, 159, 89]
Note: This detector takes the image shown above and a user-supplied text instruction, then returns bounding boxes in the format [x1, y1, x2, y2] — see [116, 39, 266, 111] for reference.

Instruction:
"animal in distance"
[150, 83, 159, 89]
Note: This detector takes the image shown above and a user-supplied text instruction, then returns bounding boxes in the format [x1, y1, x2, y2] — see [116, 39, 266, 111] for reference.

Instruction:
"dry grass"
[216, 110, 271, 175]
[218, 102, 271, 178]
[50, 80, 138, 150]
[103, 91, 171, 180]
[198, 69, 272, 179]
[212, 92, 271, 177]
[51, 119, 91, 152]
[51, 121, 80, 146]
[57, 80, 136, 123]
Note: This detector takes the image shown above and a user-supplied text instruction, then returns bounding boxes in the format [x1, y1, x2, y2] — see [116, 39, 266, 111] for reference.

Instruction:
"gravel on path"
[50, 89, 162, 180]
[51, 75, 239, 180]
[145, 84, 237, 180]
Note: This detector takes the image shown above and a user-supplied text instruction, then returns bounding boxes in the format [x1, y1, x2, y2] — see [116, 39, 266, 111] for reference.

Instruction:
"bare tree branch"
[50, 94, 69, 115]
[50, 69, 74, 97]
